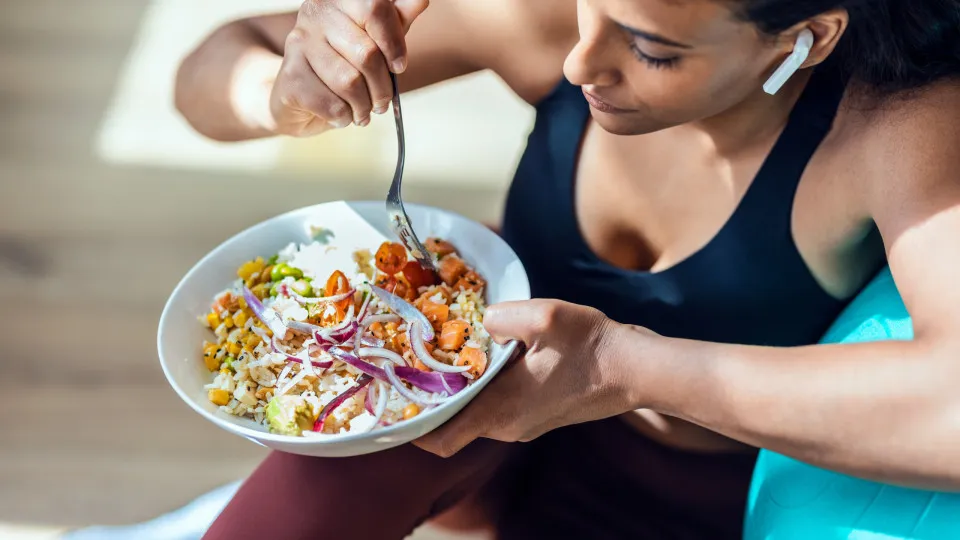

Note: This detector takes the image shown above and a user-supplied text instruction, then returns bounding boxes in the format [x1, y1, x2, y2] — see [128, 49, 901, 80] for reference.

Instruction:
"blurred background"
[0, 0, 533, 537]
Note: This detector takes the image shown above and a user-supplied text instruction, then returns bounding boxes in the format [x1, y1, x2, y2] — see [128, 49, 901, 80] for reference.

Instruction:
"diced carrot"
[375, 242, 407, 275]
[457, 347, 487, 378]
[420, 300, 450, 332]
[455, 270, 486, 293]
[425, 238, 457, 258]
[438, 320, 471, 351]
[438, 257, 468, 286]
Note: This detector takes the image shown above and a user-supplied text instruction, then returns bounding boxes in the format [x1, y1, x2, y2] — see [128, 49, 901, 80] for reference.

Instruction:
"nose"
[563, 8, 620, 88]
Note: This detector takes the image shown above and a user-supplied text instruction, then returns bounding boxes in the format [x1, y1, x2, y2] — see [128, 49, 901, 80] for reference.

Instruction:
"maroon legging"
[204, 418, 757, 539]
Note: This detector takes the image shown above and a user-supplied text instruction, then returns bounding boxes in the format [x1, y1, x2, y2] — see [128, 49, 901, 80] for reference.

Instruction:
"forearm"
[617, 326, 960, 490]
[175, 20, 286, 141]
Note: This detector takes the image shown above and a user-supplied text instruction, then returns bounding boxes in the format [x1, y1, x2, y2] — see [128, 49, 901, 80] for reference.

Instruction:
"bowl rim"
[157, 200, 530, 446]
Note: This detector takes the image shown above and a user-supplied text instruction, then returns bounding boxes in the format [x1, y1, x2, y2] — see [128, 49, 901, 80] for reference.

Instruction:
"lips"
[581, 89, 630, 114]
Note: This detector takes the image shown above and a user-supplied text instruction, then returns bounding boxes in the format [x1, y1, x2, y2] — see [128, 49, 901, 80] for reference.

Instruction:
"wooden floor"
[0, 0, 504, 532]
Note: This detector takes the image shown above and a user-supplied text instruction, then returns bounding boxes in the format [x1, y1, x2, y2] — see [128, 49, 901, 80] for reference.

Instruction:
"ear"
[794, 9, 849, 68]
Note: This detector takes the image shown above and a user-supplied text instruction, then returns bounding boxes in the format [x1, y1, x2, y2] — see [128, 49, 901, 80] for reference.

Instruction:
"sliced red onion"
[328, 348, 466, 395]
[394, 365, 467, 395]
[383, 363, 450, 406]
[328, 319, 359, 343]
[287, 320, 323, 335]
[408, 322, 469, 374]
[370, 285, 435, 341]
[287, 286, 355, 305]
[372, 381, 389, 426]
[364, 385, 376, 415]
[355, 314, 399, 353]
[439, 375, 454, 396]
[359, 347, 407, 367]
[361, 336, 385, 348]
[329, 347, 385, 380]
[356, 290, 373, 321]
[313, 375, 373, 432]
[242, 286, 288, 338]
[272, 337, 333, 369]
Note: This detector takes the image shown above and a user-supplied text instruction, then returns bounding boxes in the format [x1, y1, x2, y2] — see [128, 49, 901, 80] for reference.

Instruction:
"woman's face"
[564, 0, 790, 135]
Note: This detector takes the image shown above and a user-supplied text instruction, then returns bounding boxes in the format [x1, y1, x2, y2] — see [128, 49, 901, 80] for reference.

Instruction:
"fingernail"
[374, 103, 388, 114]
[391, 58, 406, 73]
[356, 117, 370, 127]
[331, 119, 349, 129]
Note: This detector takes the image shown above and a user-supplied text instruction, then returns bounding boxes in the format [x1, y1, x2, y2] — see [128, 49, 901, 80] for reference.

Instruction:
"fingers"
[341, 0, 408, 74]
[416, 402, 489, 458]
[394, 0, 430, 31]
[271, 48, 353, 133]
[273, 0, 424, 133]
[482, 300, 562, 346]
[298, 34, 374, 126]
[325, 13, 393, 116]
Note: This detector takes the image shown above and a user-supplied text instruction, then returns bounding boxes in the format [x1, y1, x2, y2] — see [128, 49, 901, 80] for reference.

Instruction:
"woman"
[175, 0, 960, 538]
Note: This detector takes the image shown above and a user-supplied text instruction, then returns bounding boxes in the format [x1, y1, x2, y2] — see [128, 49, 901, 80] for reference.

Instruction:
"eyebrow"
[616, 23, 693, 49]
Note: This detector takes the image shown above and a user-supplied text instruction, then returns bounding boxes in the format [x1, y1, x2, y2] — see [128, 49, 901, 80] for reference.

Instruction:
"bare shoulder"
[835, 80, 960, 211]
[459, 0, 578, 103]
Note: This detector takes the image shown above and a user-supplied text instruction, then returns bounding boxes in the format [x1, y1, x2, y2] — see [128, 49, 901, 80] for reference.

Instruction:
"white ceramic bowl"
[158, 201, 530, 457]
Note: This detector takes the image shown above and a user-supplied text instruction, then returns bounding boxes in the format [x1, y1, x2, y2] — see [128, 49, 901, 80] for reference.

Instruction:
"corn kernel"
[234, 311, 248, 327]
[227, 342, 242, 357]
[203, 351, 220, 371]
[208, 389, 231, 406]
[402, 403, 420, 420]
[238, 295, 248, 309]
[206, 312, 220, 328]
[244, 334, 261, 351]
[223, 316, 234, 329]
[251, 283, 270, 300]
[237, 260, 265, 282]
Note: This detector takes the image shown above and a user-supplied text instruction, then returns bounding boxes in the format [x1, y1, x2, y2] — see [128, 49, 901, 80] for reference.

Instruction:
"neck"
[686, 69, 814, 157]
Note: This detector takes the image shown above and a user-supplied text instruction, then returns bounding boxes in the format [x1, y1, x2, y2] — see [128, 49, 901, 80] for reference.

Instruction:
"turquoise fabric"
[744, 267, 960, 539]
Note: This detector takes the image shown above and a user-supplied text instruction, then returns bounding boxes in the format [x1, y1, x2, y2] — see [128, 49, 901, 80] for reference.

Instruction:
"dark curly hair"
[739, 0, 960, 94]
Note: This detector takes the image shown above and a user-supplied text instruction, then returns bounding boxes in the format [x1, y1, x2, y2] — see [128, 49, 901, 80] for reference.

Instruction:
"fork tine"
[386, 73, 438, 272]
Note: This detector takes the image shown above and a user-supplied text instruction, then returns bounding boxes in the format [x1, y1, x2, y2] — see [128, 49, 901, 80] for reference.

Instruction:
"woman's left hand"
[415, 299, 639, 457]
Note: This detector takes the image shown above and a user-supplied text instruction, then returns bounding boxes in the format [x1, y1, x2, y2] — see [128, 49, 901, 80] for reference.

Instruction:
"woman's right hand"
[270, 0, 429, 137]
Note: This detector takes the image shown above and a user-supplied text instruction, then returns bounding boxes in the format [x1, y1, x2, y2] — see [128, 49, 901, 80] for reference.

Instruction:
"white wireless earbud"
[763, 29, 815, 95]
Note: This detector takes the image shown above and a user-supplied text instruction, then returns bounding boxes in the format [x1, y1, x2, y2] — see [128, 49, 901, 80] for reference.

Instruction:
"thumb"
[482, 300, 545, 346]
[394, 0, 429, 31]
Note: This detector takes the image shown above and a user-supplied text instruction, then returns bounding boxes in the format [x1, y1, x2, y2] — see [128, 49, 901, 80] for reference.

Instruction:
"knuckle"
[365, 0, 391, 17]
[284, 27, 309, 50]
[531, 302, 559, 333]
[341, 69, 366, 93]
[356, 41, 382, 68]
[328, 100, 351, 120]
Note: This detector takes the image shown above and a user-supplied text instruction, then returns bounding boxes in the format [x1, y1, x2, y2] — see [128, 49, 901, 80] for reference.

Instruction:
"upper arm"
[237, 0, 577, 104]
[865, 84, 960, 342]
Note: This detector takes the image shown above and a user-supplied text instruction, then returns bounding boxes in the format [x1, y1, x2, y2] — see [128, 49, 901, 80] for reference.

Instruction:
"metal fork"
[385, 72, 438, 272]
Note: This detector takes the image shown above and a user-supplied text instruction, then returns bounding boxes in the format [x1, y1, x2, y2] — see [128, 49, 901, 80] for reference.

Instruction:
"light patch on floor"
[95, 0, 535, 187]
[0, 523, 65, 540]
